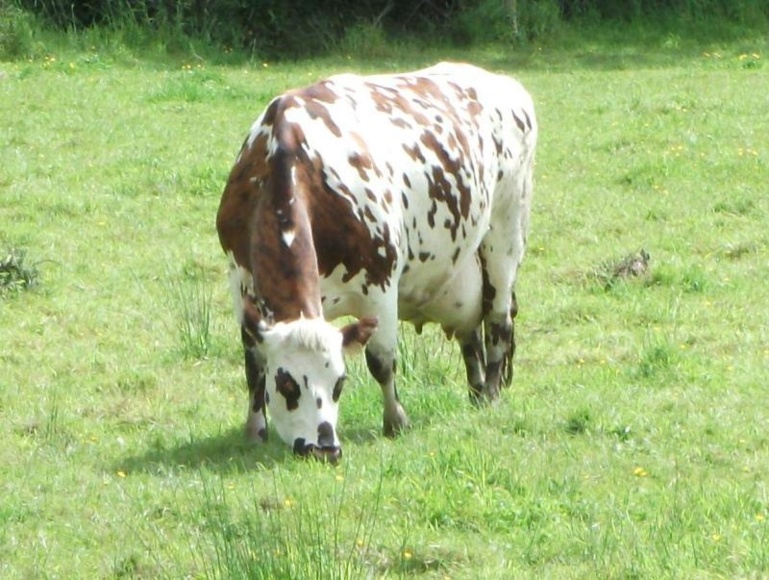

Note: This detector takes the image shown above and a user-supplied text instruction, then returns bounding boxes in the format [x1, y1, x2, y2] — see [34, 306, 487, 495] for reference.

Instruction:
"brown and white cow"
[216, 62, 537, 461]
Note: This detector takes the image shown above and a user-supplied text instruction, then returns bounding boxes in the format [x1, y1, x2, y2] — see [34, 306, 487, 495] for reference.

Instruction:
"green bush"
[338, 22, 391, 58]
[0, 4, 37, 59]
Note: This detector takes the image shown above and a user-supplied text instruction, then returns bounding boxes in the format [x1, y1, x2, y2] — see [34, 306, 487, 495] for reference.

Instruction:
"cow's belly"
[397, 252, 484, 337]
[319, 229, 485, 337]
[320, 258, 483, 337]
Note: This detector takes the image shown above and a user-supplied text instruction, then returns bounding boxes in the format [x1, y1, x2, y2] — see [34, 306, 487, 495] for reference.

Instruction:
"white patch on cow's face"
[258, 318, 346, 453]
[282, 229, 296, 247]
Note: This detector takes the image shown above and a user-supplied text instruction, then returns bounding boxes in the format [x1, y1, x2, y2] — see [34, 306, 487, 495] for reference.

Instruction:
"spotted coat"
[216, 62, 537, 460]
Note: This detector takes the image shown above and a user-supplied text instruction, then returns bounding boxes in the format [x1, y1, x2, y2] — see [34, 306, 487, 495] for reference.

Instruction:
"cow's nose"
[317, 421, 336, 448]
[292, 438, 342, 464]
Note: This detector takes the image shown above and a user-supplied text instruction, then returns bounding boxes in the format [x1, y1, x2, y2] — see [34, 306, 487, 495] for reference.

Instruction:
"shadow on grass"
[116, 427, 290, 475]
[116, 424, 385, 475]
[340, 426, 381, 447]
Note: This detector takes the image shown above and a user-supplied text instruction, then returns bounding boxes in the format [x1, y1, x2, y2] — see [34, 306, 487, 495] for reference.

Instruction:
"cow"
[216, 62, 537, 462]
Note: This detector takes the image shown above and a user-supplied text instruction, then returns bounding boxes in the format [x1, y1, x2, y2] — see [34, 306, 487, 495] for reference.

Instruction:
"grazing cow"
[216, 62, 537, 461]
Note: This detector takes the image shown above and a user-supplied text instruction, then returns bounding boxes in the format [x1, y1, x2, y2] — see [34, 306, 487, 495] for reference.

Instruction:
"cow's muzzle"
[293, 438, 342, 464]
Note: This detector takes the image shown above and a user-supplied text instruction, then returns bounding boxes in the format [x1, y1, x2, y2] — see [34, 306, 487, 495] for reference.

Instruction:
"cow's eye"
[332, 375, 346, 402]
[275, 368, 301, 411]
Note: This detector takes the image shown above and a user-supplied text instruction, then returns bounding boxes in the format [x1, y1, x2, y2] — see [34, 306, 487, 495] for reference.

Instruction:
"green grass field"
[1, 29, 768, 578]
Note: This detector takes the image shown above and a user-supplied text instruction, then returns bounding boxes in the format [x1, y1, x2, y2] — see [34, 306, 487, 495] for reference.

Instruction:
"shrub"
[0, 247, 39, 297]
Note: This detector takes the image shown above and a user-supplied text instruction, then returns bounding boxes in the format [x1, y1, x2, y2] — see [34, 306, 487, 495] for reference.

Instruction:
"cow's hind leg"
[459, 328, 486, 405]
[479, 221, 527, 402]
[504, 291, 519, 388]
[482, 290, 519, 399]
[241, 326, 268, 442]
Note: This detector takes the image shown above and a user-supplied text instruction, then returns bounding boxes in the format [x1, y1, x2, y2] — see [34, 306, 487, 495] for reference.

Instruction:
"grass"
[1, 23, 769, 578]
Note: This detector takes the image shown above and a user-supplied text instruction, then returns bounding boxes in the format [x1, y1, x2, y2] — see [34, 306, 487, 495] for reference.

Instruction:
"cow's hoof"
[383, 404, 410, 438]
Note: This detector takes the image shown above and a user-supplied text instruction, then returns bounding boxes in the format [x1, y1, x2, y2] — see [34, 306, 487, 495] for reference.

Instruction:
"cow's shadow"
[116, 424, 382, 475]
[116, 428, 289, 475]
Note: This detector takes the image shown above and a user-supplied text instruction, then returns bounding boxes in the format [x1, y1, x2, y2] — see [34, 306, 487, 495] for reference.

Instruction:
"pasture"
[1, 32, 768, 578]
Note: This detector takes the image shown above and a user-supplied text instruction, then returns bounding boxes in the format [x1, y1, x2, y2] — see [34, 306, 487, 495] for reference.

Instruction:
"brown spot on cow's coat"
[291, 82, 343, 137]
[513, 113, 526, 133]
[365, 349, 392, 385]
[402, 144, 426, 163]
[391, 117, 411, 129]
[427, 199, 437, 228]
[480, 253, 496, 317]
[401, 192, 409, 209]
[522, 109, 533, 130]
[492, 136, 503, 156]
[403, 174, 411, 188]
[420, 129, 472, 236]
[304, 100, 342, 137]
[349, 152, 374, 181]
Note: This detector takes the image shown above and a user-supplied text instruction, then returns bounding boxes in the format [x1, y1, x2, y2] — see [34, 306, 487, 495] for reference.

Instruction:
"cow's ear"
[242, 297, 269, 343]
[341, 316, 378, 354]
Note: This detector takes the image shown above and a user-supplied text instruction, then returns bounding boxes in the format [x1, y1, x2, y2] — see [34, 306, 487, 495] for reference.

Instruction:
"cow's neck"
[251, 143, 322, 322]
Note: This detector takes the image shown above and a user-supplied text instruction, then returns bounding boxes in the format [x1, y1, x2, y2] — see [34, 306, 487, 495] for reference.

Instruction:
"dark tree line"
[13, 0, 769, 57]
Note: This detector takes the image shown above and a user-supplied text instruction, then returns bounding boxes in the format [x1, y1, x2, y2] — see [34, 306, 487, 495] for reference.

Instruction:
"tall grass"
[176, 465, 387, 579]
[165, 264, 214, 360]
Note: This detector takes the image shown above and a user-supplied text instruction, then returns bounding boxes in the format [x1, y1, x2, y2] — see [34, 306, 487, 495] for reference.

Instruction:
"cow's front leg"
[241, 326, 267, 442]
[480, 256, 521, 402]
[365, 335, 409, 437]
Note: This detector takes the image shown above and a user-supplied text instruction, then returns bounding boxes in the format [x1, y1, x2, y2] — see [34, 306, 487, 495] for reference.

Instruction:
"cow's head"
[243, 299, 377, 462]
